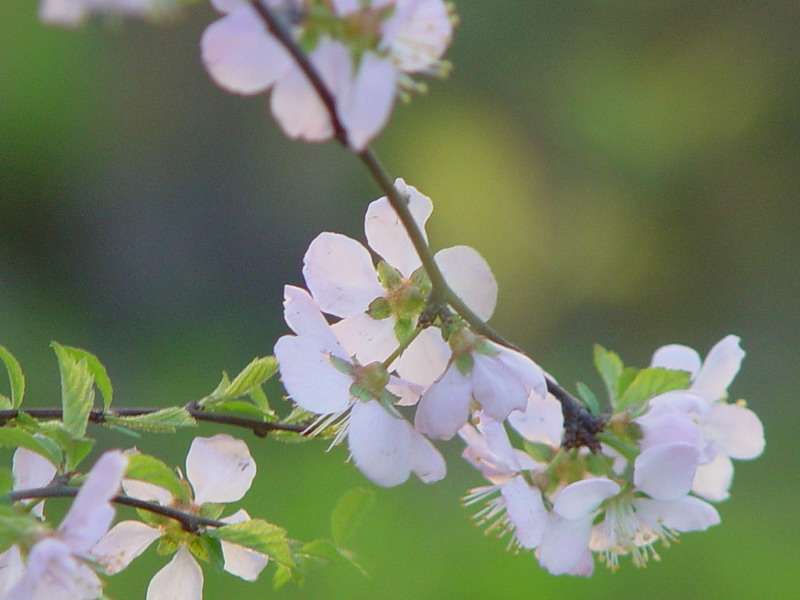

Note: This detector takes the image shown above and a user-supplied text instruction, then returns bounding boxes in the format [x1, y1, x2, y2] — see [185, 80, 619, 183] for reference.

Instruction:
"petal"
[332, 313, 398, 365]
[92, 521, 161, 575]
[703, 402, 765, 460]
[13, 446, 57, 519]
[414, 364, 473, 440]
[347, 401, 413, 487]
[635, 410, 705, 452]
[381, 0, 453, 72]
[636, 496, 720, 532]
[365, 178, 432, 277]
[11, 538, 101, 600]
[650, 343, 702, 377]
[39, 0, 89, 27]
[122, 479, 173, 506]
[147, 546, 203, 600]
[201, 7, 291, 95]
[0, 545, 24, 595]
[537, 515, 595, 576]
[634, 443, 700, 500]
[508, 392, 564, 447]
[407, 425, 447, 484]
[501, 476, 546, 549]
[339, 52, 397, 150]
[282, 285, 342, 352]
[495, 346, 548, 399]
[692, 453, 734, 502]
[470, 354, 528, 422]
[554, 478, 620, 520]
[60, 451, 127, 552]
[691, 335, 745, 400]
[302, 233, 383, 318]
[186, 434, 256, 505]
[386, 374, 424, 407]
[274, 334, 353, 414]
[435, 246, 498, 321]
[220, 509, 269, 581]
[477, 414, 529, 472]
[392, 326, 450, 388]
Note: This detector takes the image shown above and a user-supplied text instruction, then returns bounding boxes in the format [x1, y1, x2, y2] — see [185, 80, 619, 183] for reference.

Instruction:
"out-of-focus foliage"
[1, 1, 797, 598]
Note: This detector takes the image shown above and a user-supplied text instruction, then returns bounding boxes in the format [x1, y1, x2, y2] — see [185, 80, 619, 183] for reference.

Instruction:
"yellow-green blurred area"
[1, 1, 798, 598]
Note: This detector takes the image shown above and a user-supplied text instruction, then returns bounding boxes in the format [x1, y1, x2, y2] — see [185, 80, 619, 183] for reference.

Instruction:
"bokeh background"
[1, 1, 798, 598]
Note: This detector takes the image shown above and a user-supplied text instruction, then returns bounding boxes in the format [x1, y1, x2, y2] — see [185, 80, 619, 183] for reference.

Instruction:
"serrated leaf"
[52, 344, 95, 438]
[393, 317, 414, 344]
[125, 453, 185, 500]
[203, 400, 272, 419]
[575, 381, 601, 415]
[0, 346, 25, 409]
[593, 344, 623, 406]
[224, 356, 279, 399]
[50, 344, 113, 410]
[34, 422, 94, 470]
[191, 535, 225, 573]
[248, 385, 274, 417]
[105, 407, 196, 433]
[616, 367, 639, 401]
[331, 488, 374, 547]
[300, 539, 367, 576]
[0, 428, 62, 467]
[210, 519, 293, 567]
[616, 367, 692, 412]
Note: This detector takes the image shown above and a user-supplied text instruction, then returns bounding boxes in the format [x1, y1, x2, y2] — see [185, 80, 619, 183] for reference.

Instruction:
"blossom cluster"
[460, 335, 765, 575]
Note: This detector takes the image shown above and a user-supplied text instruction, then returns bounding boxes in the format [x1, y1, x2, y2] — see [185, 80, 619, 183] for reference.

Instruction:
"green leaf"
[616, 367, 692, 412]
[393, 317, 415, 344]
[248, 385, 274, 417]
[0, 428, 62, 467]
[523, 440, 556, 463]
[224, 356, 279, 399]
[0, 467, 14, 496]
[191, 535, 225, 573]
[616, 367, 639, 400]
[203, 400, 271, 419]
[209, 519, 293, 567]
[34, 421, 93, 470]
[575, 381, 601, 415]
[300, 539, 367, 576]
[331, 488, 374, 547]
[125, 453, 184, 500]
[53, 345, 113, 411]
[105, 407, 196, 433]
[52, 343, 95, 438]
[593, 344, 623, 406]
[0, 346, 25, 409]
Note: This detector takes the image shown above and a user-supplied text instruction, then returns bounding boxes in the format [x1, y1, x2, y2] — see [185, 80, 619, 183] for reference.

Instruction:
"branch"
[10, 486, 224, 533]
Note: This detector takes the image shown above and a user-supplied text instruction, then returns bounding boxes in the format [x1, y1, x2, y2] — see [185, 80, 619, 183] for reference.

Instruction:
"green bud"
[376, 260, 403, 290]
[367, 297, 392, 319]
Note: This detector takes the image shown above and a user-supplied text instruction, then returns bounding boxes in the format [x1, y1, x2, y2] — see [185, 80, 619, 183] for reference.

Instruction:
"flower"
[274, 284, 446, 486]
[91, 435, 267, 599]
[39, 0, 177, 27]
[201, 0, 453, 149]
[0, 451, 127, 600]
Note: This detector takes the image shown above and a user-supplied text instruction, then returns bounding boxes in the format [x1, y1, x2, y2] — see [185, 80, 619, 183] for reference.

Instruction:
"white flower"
[0, 451, 127, 600]
[641, 335, 765, 500]
[92, 435, 267, 598]
[201, 0, 453, 149]
[274, 285, 446, 487]
[39, 0, 176, 27]
[303, 178, 497, 389]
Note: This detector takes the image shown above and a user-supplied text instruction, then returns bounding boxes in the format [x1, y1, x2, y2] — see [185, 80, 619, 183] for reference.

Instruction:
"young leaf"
[300, 538, 367, 575]
[210, 519, 293, 568]
[224, 356, 279, 399]
[52, 343, 95, 438]
[50, 343, 113, 410]
[125, 453, 185, 501]
[34, 421, 94, 471]
[616, 367, 692, 412]
[575, 381, 601, 415]
[104, 407, 196, 433]
[0, 346, 25, 409]
[0, 429, 61, 469]
[331, 488, 374, 547]
[593, 344, 623, 406]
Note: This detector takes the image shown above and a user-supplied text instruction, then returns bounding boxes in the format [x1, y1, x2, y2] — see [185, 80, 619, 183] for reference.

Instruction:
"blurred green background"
[1, 1, 798, 598]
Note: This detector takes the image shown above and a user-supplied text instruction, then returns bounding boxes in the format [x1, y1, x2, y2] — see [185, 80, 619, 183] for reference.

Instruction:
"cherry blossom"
[274, 284, 446, 486]
[39, 0, 176, 27]
[91, 435, 267, 599]
[0, 451, 127, 600]
[201, 0, 453, 149]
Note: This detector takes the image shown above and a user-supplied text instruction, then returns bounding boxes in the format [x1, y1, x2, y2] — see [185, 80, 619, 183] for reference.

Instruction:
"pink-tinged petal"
[554, 478, 620, 520]
[122, 479, 173, 506]
[211, 0, 248, 13]
[274, 334, 353, 414]
[635, 410, 704, 452]
[537, 514, 595, 576]
[407, 425, 447, 484]
[332, 313, 398, 365]
[302, 233, 383, 318]
[146, 546, 203, 600]
[501, 476, 546, 549]
[650, 343, 702, 377]
[393, 327, 450, 389]
[92, 520, 161, 575]
[691, 335, 744, 400]
[386, 375, 424, 407]
[186, 435, 256, 505]
[220, 510, 269, 581]
[435, 246, 497, 321]
[495, 346, 548, 399]
[282, 285, 342, 352]
[330, 0, 359, 15]
[478, 415, 526, 471]
[201, 7, 291, 96]
[703, 403, 765, 460]
[381, 0, 453, 73]
[365, 179, 432, 276]
[508, 392, 564, 447]
[348, 401, 415, 487]
[60, 451, 127, 552]
[0, 545, 24, 595]
[39, 0, 89, 27]
[13, 447, 57, 518]
[636, 496, 720, 532]
[470, 354, 527, 422]
[340, 52, 397, 151]
[414, 364, 473, 440]
[692, 453, 734, 502]
[647, 390, 710, 415]
[634, 443, 700, 501]
[7, 538, 101, 600]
